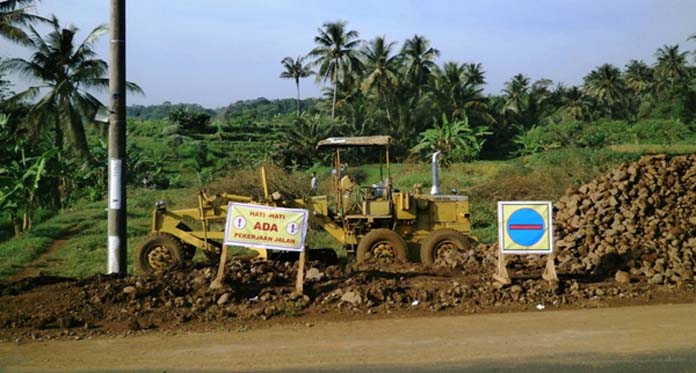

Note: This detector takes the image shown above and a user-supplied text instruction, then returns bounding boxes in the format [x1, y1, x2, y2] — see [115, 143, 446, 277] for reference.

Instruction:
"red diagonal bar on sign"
[509, 224, 543, 230]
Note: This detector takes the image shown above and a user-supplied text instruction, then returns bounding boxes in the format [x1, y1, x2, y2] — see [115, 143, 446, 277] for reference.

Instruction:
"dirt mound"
[554, 154, 696, 284]
[2, 254, 694, 342]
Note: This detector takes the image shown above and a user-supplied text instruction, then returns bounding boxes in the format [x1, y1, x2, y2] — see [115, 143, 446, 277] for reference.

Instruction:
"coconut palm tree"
[0, 62, 12, 100]
[624, 59, 654, 96]
[320, 78, 367, 134]
[308, 21, 361, 122]
[360, 36, 400, 123]
[4, 16, 142, 157]
[400, 34, 439, 95]
[502, 74, 530, 115]
[431, 61, 493, 125]
[462, 63, 486, 87]
[0, 0, 45, 45]
[279, 56, 313, 116]
[560, 86, 592, 121]
[654, 44, 690, 96]
[583, 64, 626, 118]
[527, 78, 554, 124]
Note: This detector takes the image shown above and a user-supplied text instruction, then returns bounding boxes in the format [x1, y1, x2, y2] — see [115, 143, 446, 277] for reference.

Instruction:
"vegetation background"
[1, 0, 695, 278]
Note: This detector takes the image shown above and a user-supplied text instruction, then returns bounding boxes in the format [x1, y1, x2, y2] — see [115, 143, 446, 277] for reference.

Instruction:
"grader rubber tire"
[309, 248, 339, 265]
[135, 232, 187, 274]
[357, 229, 408, 264]
[183, 244, 196, 260]
[420, 229, 472, 266]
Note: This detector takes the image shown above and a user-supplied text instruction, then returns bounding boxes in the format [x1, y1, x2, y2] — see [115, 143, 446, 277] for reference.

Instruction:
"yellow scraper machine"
[135, 135, 476, 273]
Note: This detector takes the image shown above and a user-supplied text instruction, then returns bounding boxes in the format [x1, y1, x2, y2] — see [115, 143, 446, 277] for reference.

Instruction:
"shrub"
[161, 124, 180, 137]
[576, 120, 632, 148]
[205, 161, 308, 199]
[513, 125, 561, 155]
[631, 119, 692, 144]
[168, 109, 212, 133]
[515, 120, 635, 155]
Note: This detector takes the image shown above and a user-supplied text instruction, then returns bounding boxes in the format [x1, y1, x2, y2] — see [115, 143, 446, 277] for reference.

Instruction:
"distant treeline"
[126, 97, 320, 121]
[126, 102, 215, 120]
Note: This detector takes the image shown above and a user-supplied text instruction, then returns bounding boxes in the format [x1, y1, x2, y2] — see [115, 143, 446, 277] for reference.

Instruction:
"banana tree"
[411, 114, 491, 165]
[0, 151, 54, 235]
[0, 114, 55, 235]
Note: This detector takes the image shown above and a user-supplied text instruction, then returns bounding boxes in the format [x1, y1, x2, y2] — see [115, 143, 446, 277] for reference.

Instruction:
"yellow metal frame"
[146, 147, 475, 262]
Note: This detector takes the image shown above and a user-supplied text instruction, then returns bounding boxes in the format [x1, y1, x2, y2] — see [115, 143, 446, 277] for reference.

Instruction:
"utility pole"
[107, 0, 127, 274]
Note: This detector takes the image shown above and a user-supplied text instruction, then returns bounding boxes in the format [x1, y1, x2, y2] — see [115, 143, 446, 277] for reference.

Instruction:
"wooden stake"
[210, 245, 228, 289]
[542, 253, 558, 283]
[295, 250, 306, 294]
[493, 251, 511, 285]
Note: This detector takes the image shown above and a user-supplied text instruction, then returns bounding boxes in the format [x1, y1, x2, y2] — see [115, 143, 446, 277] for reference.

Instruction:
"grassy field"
[609, 143, 696, 154]
[0, 145, 684, 280]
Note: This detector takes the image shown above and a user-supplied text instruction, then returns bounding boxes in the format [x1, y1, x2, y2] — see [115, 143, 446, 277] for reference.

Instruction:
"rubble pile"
[554, 155, 696, 284]
[1, 255, 690, 342]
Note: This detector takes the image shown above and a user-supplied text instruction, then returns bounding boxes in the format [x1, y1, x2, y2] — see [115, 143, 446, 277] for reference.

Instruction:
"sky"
[2, 0, 696, 108]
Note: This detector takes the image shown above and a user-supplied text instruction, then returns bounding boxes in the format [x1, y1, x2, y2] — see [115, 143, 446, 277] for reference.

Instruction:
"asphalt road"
[2, 303, 696, 372]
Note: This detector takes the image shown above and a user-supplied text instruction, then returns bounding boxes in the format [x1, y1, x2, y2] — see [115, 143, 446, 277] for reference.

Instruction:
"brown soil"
[1, 252, 694, 344]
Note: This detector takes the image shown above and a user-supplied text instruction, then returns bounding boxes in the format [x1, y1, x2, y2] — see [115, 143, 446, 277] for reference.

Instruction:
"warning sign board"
[497, 201, 553, 254]
[223, 203, 309, 252]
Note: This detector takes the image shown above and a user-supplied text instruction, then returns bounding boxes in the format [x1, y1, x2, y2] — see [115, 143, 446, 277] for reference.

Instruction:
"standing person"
[310, 172, 318, 195]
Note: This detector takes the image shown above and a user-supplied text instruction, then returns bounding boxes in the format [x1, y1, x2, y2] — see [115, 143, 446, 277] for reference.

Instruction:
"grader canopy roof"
[316, 136, 392, 149]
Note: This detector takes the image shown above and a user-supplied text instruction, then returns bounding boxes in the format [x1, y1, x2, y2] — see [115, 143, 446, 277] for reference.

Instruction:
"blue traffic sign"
[507, 208, 545, 246]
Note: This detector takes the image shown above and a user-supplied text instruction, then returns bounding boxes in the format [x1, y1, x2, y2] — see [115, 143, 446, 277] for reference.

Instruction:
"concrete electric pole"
[107, 0, 127, 274]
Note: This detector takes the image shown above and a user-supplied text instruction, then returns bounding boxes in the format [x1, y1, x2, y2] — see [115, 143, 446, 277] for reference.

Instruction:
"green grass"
[609, 143, 696, 155]
[3, 144, 693, 280]
[0, 186, 201, 280]
[0, 207, 101, 278]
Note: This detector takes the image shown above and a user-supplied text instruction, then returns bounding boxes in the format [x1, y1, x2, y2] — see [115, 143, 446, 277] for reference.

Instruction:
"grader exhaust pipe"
[430, 151, 441, 195]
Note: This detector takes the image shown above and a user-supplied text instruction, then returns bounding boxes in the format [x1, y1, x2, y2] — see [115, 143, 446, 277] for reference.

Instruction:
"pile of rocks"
[554, 154, 696, 285]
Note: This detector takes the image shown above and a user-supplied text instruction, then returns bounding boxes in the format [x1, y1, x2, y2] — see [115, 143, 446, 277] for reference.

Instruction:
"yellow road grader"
[135, 136, 476, 273]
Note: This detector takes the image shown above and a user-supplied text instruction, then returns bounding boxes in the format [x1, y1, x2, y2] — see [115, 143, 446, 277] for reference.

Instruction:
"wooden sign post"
[210, 244, 228, 290]
[211, 202, 309, 293]
[496, 201, 557, 285]
[295, 250, 306, 294]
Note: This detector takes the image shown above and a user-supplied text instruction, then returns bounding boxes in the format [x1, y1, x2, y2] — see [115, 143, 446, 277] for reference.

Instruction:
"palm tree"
[432, 62, 484, 118]
[0, 61, 13, 100]
[560, 86, 592, 121]
[360, 36, 400, 123]
[400, 34, 439, 95]
[502, 74, 530, 115]
[583, 64, 626, 118]
[4, 16, 142, 157]
[0, 0, 45, 45]
[654, 44, 690, 95]
[279, 56, 313, 116]
[462, 63, 486, 87]
[308, 21, 361, 121]
[624, 59, 654, 96]
[527, 78, 553, 124]
[429, 62, 494, 127]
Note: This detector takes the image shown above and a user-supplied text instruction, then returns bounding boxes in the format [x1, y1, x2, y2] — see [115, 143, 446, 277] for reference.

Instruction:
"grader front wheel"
[357, 229, 408, 263]
[135, 233, 187, 274]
